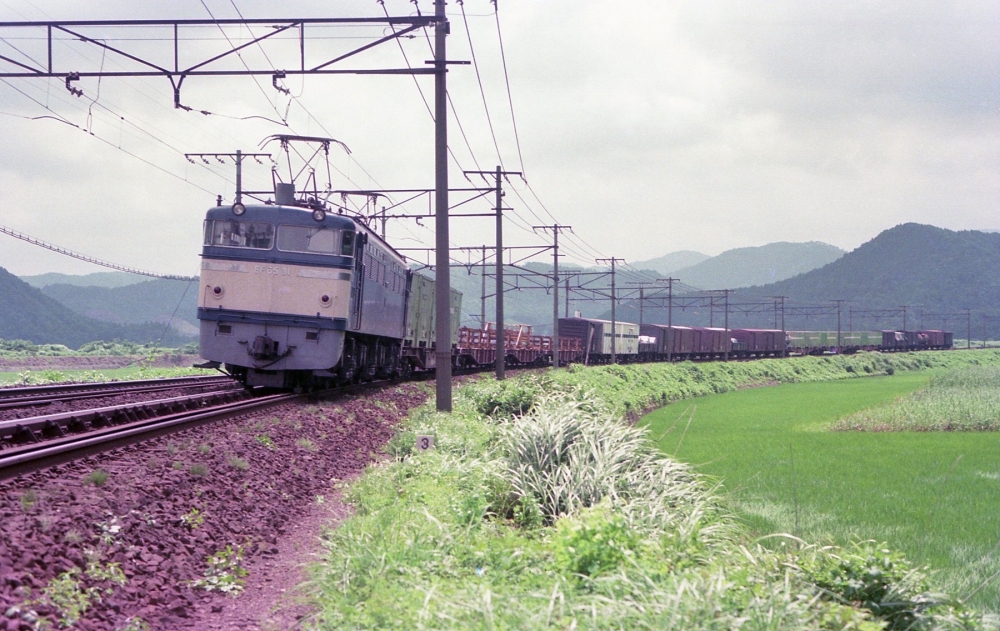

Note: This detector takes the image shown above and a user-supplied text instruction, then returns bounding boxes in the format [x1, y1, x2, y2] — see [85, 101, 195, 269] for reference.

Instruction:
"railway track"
[0, 375, 236, 411]
[0, 375, 418, 482]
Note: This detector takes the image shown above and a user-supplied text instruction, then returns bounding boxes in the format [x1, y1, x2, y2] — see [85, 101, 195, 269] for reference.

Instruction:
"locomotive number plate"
[252, 265, 290, 276]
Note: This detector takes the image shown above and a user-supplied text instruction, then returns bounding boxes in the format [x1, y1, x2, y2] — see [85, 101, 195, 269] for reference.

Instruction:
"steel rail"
[0, 375, 233, 399]
[0, 379, 241, 412]
[0, 392, 300, 481]
[0, 388, 250, 443]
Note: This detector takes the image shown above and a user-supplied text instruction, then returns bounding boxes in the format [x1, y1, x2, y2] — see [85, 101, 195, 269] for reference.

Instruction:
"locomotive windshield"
[204, 220, 274, 249]
[277, 225, 344, 254]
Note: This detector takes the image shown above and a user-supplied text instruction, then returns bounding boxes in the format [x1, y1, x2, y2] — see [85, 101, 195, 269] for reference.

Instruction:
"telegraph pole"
[832, 300, 847, 352]
[534, 224, 572, 367]
[465, 166, 522, 380]
[433, 0, 452, 410]
[900, 305, 909, 331]
[596, 257, 626, 363]
[565, 278, 570, 317]
[666, 278, 675, 362]
[768, 296, 787, 356]
[967, 308, 972, 349]
[480, 245, 487, 327]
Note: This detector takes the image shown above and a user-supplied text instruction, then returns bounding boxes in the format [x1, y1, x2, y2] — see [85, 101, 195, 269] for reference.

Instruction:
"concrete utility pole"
[565, 278, 570, 318]
[832, 299, 847, 352]
[900, 305, 910, 331]
[533, 224, 572, 367]
[465, 166, 522, 380]
[768, 296, 787, 356]
[480, 245, 487, 327]
[433, 0, 452, 411]
[596, 257, 626, 363]
[666, 278, 675, 362]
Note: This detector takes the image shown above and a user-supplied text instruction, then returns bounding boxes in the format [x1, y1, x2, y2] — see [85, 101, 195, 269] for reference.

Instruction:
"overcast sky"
[0, 0, 997, 277]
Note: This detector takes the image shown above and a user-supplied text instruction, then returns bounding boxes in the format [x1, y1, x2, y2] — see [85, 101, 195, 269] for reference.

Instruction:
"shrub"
[554, 503, 641, 578]
[798, 541, 958, 630]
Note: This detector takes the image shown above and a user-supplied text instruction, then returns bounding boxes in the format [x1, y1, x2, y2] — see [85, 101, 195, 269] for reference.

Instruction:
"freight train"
[195, 193, 953, 386]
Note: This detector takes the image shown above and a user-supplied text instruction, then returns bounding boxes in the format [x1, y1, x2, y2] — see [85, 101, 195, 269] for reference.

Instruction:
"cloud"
[0, 0, 997, 276]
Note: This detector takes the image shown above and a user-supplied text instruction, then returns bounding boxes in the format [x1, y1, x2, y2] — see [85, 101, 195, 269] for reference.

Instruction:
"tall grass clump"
[306, 356, 997, 630]
[834, 364, 1000, 431]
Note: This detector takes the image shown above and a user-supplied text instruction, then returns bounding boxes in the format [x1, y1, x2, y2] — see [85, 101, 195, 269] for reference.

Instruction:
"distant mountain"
[672, 242, 845, 289]
[40, 279, 199, 335]
[631, 250, 710, 276]
[0, 267, 192, 348]
[20, 271, 147, 289]
[746, 225, 1000, 314]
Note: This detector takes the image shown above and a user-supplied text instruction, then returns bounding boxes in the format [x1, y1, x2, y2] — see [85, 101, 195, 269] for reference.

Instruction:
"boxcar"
[731, 329, 785, 357]
[558, 317, 640, 364]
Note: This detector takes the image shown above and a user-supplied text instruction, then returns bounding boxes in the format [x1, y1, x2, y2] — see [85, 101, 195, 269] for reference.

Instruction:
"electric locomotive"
[197, 185, 414, 388]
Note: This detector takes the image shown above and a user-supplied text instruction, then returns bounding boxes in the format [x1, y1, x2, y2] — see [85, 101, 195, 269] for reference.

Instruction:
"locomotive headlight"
[231, 202, 246, 216]
[212, 286, 224, 299]
[319, 294, 332, 307]
[311, 208, 326, 222]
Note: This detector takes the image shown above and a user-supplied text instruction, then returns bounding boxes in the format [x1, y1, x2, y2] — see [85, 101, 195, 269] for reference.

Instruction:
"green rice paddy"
[643, 372, 1000, 610]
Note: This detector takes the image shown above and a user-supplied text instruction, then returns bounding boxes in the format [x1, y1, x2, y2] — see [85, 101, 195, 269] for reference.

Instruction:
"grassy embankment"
[306, 350, 1000, 629]
[0, 365, 212, 386]
[644, 361, 1000, 611]
[0, 339, 206, 385]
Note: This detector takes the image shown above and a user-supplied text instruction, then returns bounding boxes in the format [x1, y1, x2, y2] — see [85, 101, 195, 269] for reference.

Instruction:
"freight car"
[196, 191, 461, 389]
[881, 330, 953, 351]
[786, 331, 884, 355]
[558, 317, 640, 364]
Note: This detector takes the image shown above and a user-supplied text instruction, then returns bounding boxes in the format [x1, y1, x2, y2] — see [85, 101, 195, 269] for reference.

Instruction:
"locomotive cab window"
[204, 220, 274, 249]
[341, 231, 355, 256]
[277, 225, 341, 254]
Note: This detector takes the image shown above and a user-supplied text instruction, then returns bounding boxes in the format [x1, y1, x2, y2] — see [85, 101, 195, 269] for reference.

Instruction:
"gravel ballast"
[0, 382, 429, 630]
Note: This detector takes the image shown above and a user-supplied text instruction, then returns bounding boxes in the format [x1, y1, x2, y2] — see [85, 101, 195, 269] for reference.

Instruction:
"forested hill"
[0, 267, 192, 348]
[746, 224, 1000, 313]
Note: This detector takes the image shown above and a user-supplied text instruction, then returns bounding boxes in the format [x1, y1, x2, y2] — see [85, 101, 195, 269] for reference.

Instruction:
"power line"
[0, 223, 198, 280]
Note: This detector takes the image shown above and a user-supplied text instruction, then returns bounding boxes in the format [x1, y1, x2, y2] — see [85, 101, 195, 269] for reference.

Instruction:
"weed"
[172, 460, 184, 470]
[227, 455, 249, 471]
[117, 617, 150, 631]
[181, 507, 205, 529]
[64, 529, 83, 544]
[83, 469, 109, 487]
[189, 463, 209, 477]
[36, 514, 54, 532]
[38, 568, 96, 626]
[554, 503, 641, 578]
[19, 489, 38, 511]
[85, 560, 127, 586]
[191, 545, 248, 595]
[255, 434, 275, 450]
[166, 442, 179, 455]
[197, 443, 212, 454]
[295, 438, 318, 452]
[95, 516, 123, 546]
